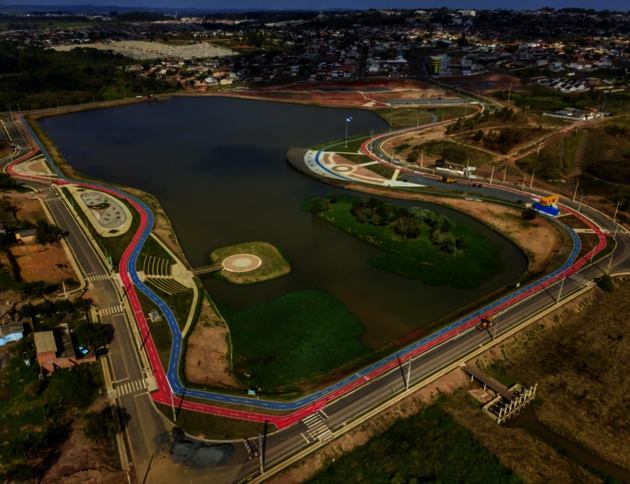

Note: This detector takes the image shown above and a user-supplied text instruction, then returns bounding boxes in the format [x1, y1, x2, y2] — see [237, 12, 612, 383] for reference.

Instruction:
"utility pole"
[259, 433, 265, 474]
[490, 165, 494, 185]
[492, 313, 499, 340]
[556, 277, 565, 302]
[530, 168, 535, 189]
[370, 129, 374, 151]
[573, 181, 579, 202]
[406, 356, 412, 391]
[507, 82, 512, 102]
[521, 176, 525, 191]
[537, 139, 543, 156]
[503, 165, 507, 183]
[578, 193, 584, 212]
[170, 389, 177, 422]
[420, 151, 423, 168]
[63, 282, 67, 300]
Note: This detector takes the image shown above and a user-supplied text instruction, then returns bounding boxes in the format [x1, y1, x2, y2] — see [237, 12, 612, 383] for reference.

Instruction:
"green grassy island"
[210, 241, 290, 285]
[222, 289, 371, 391]
[304, 196, 502, 288]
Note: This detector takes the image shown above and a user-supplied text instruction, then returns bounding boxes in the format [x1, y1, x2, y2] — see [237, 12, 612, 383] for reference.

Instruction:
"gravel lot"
[55, 40, 235, 60]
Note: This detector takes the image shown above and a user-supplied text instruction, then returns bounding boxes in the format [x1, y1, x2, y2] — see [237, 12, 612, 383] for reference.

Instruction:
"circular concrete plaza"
[222, 254, 262, 272]
[332, 164, 356, 174]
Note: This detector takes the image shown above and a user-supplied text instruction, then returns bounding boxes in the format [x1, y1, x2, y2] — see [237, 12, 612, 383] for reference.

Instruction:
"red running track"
[7, 120, 608, 429]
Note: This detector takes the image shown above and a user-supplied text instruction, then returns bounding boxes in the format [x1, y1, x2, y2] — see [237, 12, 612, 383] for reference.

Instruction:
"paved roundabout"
[222, 254, 262, 272]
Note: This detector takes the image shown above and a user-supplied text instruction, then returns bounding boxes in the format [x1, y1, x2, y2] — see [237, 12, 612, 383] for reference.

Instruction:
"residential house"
[35, 323, 95, 374]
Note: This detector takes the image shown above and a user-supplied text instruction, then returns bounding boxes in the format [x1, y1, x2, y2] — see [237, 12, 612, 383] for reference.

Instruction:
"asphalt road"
[4, 112, 630, 484]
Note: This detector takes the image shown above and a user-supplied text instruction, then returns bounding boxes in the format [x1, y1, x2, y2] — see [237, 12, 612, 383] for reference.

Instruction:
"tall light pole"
[507, 82, 512, 102]
[530, 168, 535, 189]
[537, 139, 543, 156]
[503, 164, 507, 183]
[578, 193, 584, 212]
[573, 181, 579, 202]
[490, 165, 494, 185]
[420, 151, 424, 168]
[556, 277, 565, 302]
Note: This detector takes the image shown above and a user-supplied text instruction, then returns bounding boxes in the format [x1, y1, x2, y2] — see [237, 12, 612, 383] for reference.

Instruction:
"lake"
[41, 97, 527, 348]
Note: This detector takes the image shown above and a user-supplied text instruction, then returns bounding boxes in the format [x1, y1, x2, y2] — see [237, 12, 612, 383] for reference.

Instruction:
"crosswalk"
[570, 273, 591, 287]
[302, 411, 331, 441]
[87, 274, 111, 282]
[117, 379, 147, 397]
[100, 305, 124, 316]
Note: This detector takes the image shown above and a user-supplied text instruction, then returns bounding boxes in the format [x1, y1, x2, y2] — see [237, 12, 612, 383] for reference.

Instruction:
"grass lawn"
[414, 140, 493, 167]
[221, 289, 371, 391]
[308, 197, 501, 288]
[517, 129, 585, 180]
[136, 289, 173, 372]
[137, 234, 176, 270]
[375, 106, 471, 129]
[307, 398, 523, 484]
[210, 241, 290, 285]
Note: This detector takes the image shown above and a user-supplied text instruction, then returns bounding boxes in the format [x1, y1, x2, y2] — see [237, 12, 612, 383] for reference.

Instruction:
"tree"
[600, 274, 615, 292]
[35, 220, 63, 245]
[310, 197, 331, 215]
[395, 217, 422, 239]
[407, 151, 418, 164]
[75, 322, 108, 353]
[474, 130, 485, 141]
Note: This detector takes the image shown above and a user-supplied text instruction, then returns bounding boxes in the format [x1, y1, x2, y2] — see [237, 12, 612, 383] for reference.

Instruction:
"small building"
[14, 228, 36, 244]
[0, 322, 24, 346]
[35, 323, 95, 374]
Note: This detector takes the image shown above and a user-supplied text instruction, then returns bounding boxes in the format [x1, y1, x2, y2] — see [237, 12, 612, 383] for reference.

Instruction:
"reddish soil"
[10, 242, 78, 286]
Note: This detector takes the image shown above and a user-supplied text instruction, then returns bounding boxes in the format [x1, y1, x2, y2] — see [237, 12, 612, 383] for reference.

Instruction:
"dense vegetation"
[307, 399, 523, 484]
[0, 43, 174, 111]
[472, 126, 544, 154]
[446, 107, 518, 134]
[223, 289, 371, 390]
[517, 128, 585, 180]
[307, 196, 501, 288]
[480, 281, 630, 473]
[19, 297, 89, 332]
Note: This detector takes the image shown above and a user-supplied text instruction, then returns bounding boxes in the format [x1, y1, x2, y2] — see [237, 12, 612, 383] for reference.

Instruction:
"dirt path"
[567, 129, 589, 179]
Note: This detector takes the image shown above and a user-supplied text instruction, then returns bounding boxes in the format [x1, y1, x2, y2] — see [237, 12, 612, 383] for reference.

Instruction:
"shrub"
[600, 274, 615, 293]
[310, 197, 332, 215]
[522, 207, 537, 220]
[84, 408, 118, 443]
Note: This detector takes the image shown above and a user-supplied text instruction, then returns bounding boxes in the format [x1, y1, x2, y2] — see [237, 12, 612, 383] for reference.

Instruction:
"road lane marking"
[301, 433, 309, 444]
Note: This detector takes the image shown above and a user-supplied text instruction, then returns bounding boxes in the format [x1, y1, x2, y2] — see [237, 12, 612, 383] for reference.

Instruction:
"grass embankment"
[210, 241, 290, 285]
[307, 396, 524, 484]
[577, 122, 630, 215]
[375, 106, 472, 130]
[222, 289, 371, 391]
[517, 128, 586, 180]
[416, 140, 494, 167]
[480, 280, 630, 472]
[61, 187, 140, 268]
[136, 289, 172, 372]
[154, 403, 274, 440]
[305, 196, 501, 288]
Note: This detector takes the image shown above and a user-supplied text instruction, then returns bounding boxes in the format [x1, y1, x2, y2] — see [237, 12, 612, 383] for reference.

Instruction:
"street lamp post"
[573, 181, 579, 202]
[556, 277, 565, 302]
[503, 165, 507, 183]
[490, 165, 494, 185]
[530, 168, 535, 189]
[578, 193, 584, 212]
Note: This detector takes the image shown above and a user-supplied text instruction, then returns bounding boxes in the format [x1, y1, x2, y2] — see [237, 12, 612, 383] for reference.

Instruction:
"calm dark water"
[41, 97, 527, 348]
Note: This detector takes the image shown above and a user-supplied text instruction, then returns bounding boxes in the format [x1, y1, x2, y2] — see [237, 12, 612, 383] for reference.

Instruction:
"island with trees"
[305, 195, 502, 288]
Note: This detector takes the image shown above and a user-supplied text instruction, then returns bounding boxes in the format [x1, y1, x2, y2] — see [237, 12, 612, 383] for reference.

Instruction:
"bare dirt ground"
[185, 296, 244, 390]
[0, 141, 11, 159]
[5, 194, 46, 222]
[10, 242, 78, 285]
[441, 199, 563, 274]
[42, 397, 131, 484]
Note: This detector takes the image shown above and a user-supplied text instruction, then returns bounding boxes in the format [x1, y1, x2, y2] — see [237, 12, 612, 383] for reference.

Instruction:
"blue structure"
[534, 202, 560, 217]
[0, 322, 24, 346]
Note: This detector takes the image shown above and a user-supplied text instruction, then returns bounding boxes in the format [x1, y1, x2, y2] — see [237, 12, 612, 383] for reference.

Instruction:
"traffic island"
[210, 241, 290, 284]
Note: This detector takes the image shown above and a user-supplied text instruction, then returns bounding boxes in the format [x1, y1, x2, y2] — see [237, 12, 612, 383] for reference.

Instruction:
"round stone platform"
[222, 254, 262, 273]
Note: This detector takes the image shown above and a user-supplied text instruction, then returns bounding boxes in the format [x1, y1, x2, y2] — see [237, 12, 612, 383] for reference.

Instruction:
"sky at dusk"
[13, 0, 630, 11]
